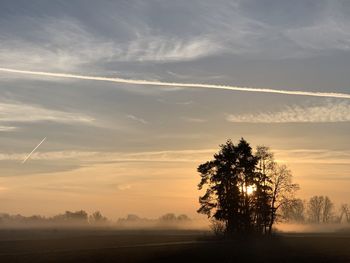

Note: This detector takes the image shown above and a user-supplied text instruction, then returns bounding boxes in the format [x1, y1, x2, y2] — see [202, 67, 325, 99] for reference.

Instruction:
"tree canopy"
[197, 138, 299, 235]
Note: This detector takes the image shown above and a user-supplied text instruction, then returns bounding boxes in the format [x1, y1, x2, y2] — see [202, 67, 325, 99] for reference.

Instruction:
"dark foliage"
[198, 138, 298, 235]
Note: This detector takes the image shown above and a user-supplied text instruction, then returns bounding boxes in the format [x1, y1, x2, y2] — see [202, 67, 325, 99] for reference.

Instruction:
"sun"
[246, 185, 256, 195]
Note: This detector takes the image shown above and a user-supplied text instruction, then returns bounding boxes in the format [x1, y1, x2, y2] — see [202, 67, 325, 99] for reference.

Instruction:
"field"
[1, 229, 350, 262]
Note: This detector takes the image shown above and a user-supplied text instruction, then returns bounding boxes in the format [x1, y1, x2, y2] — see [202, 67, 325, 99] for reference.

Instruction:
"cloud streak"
[124, 35, 221, 62]
[126, 114, 148, 124]
[22, 137, 47, 164]
[0, 149, 215, 163]
[227, 102, 350, 123]
[2, 148, 350, 166]
[1, 68, 350, 99]
[0, 101, 95, 131]
[0, 126, 17, 132]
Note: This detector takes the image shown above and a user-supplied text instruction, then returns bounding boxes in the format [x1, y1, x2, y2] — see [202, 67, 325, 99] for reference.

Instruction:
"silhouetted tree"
[255, 146, 299, 233]
[89, 211, 107, 225]
[339, 204, 350, 223]
[306, 196, 334, 223]
[255, 146, 274, 234]
[177, 214, 191, 221]
[198, 138, 259, 234]
[125, 214, 141, 221]
[307, 196, 324, 223]
[54, 210, 88, 224]
[322, 196, 334, 223]
[280, 198, 305, 223]
[198, 138, 299, 235]
[268, 164, 299, 233]
[159, 213, 177, 222]
[116, 214, 148, 228]
[210, 219, 226, 236]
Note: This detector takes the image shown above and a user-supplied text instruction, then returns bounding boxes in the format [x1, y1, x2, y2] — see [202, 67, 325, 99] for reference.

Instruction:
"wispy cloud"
[0, 101, 94, 131]
[227, 102, 350, 123]
[0, 17, 222, 73]
[125, 34, 221, 62]
[1, 1, 350, 73]
[0, 4, 262, 72]
[0, 149, 215, 163]
[0, 126, 17, 132]
[2, 148, 349, 166]
[126, 114, 148, 124]
[117, 184, 132, 191]
[0, 151, 97, 162]
[0, 19, 116, 71]
[274, 148, 350, 165]
[157, 99, 194, 105]
[285, 17, 350, 53]
[1, 68, 350, 99]
[181, 117, 207, 123]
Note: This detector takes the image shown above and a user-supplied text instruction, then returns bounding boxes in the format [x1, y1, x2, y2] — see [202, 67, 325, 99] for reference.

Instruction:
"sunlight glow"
[246, 185, 256, 195]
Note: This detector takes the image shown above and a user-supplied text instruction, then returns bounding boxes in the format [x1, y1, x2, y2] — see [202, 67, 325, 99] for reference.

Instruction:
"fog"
[3, 210, 350, 235]
[276, 223, 350, 234]
[0, 211, 210, 230]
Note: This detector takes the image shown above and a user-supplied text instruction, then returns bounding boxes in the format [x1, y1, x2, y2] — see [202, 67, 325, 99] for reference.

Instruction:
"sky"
[0, 0, 349, 219]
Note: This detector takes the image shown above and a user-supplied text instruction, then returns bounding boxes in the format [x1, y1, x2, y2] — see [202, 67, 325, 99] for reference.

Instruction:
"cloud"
[181, 117, 207, 123]
[0, 151, 94, 162]
[285, 19, 350, 52]
[126, 114, 148, 124]
[2, 148, 349, 166]
[0, 101, 94, 131]
[193, 0, 350, 58]
[157, 99, 194, 105]
[2, 0, 350, 71]
[274, 148, 350, 165]
[0, 149, 215, 164]
[227, 102, 350, 123]
[0, 16, 222, 73]
[0, 19, 116, 71]
[0, 126, 17, 132]
[1, 68, 350, 99]
[117, 184, 132, 191]
[124, 34, 221, 62]
[284, 4, 350, 53]
[0, 1, 254, 70]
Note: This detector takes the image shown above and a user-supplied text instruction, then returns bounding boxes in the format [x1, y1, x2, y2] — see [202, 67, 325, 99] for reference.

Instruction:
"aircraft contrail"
[1, 67, 350, 99]
[22, 137, 47, 164]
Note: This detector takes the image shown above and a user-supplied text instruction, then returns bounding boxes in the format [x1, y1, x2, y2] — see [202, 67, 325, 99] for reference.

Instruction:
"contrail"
[22, 137, 47, 164]
[1, 67, 350, 99]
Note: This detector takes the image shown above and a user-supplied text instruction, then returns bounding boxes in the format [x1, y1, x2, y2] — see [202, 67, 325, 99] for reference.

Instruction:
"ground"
[1, 229, 350, 262]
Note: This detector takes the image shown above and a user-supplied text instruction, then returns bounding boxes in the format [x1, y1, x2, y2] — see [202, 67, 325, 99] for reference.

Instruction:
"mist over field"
[0, 211, 210, 231]
[2, 210, 350, 236]
[276, 223, 350, 233]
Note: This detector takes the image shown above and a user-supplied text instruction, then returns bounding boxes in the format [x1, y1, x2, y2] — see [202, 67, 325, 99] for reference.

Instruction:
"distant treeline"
[281, 195, 350, 224]
[0, 211, 192, 228]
